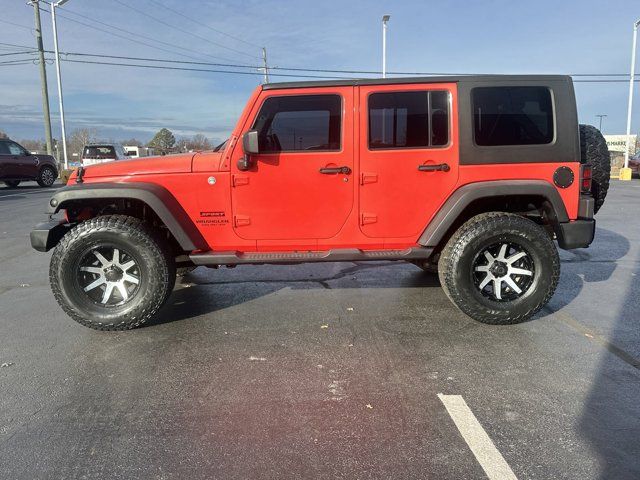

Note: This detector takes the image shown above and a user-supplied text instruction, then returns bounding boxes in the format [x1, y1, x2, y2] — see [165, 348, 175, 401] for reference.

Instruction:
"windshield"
[213, 139, 228, 152]
[83, 146, 116, 159]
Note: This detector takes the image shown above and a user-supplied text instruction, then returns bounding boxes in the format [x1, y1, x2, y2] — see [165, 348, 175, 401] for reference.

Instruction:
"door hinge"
[232, 175, 249, 187]
[361, 213, 378, 225]
[360, 172, 378, 185]
[234, 215, 251, 227]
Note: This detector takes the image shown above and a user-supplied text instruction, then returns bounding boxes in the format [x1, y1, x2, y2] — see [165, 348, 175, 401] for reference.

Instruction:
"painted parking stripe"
[438, 394, 518, 480]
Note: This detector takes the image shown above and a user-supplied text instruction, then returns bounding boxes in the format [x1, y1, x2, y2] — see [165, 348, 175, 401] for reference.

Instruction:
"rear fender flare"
[48, 182, 206, 251]
[418, 180, 569, 247]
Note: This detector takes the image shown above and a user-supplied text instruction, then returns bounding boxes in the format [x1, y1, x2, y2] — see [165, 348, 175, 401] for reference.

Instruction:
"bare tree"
[0, 130, 8, 139]
[178, 133, 212, 152]
[19, 139, 46, 153]
[68, 128, 98, 158]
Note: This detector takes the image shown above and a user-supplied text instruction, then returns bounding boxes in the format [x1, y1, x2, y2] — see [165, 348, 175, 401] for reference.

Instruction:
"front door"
[6, 141, 36, 178]
[0, 140, 21, 178]
[358, 83, 459, 239]
[231, 88, 354, 241]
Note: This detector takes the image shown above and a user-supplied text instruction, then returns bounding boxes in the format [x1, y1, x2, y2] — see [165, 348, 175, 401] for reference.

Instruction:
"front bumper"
[30, 219, 71, 252]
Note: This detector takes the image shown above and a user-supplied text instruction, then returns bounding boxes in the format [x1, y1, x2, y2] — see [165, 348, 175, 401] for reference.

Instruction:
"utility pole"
[622, 18, 640, 180]
[382, 15, 390, 78]
[51, 0, 71, 170]
[30, 1, 54, 156]
[596, 114, 607, 132]
[262, 47, 269, 84]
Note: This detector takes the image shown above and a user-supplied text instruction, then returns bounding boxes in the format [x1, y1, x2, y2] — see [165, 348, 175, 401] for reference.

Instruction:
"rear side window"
[0, 141, 9, 155]
[472, 87, 554, 146]
[368, 90, 450, 149]
[253, 95, 341, 152]
[83, 146, 116, 159]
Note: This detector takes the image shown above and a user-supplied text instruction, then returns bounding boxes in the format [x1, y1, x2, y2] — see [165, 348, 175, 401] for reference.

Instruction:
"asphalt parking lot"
[1, 180, 639, 480]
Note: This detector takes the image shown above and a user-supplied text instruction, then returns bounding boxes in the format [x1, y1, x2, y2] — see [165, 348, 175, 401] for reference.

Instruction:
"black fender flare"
[418, 180, 569, 247]
[48, 182, 207, 251]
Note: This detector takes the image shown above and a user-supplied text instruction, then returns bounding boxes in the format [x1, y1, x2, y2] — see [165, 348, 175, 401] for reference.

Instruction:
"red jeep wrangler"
[31, 75, 610, 330]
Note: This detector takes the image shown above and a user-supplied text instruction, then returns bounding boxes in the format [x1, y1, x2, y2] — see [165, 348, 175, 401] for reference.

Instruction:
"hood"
[77, 153, 194, 178]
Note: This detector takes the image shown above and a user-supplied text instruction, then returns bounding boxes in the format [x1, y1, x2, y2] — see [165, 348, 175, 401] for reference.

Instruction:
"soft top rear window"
[83, 146, 116, 159]
[472, 86, 554, 146]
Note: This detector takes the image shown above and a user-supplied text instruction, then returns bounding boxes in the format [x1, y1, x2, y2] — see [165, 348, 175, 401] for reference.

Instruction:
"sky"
[0, 0, 639, 145]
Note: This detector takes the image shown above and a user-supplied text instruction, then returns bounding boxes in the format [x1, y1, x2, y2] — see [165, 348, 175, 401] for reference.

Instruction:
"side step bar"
[190, 247, 434, 266]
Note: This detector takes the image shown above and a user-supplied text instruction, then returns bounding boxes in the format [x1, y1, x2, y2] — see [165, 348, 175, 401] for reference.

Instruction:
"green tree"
[147, 128, 176, 153]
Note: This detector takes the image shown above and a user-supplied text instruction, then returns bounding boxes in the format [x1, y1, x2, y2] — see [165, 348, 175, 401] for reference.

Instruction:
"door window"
[7, 142, 25, 155]
[368, 90, 450, 149]
[0, 141, 10, 155]
[252, 95, 341, 152]
[472, 86, 554, 146]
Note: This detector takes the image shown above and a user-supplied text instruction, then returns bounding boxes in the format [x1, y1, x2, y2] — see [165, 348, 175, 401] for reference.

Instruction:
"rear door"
[358, 83, 459, 239]
[230, 88, 354, 241]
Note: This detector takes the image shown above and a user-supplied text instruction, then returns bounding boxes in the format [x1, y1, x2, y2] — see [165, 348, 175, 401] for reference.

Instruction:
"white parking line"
[438, 394, 518, 480]
[0, 188, 57, 199]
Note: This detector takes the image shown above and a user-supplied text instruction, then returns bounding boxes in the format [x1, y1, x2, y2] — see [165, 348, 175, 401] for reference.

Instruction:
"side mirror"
[242, 130, 259, 155]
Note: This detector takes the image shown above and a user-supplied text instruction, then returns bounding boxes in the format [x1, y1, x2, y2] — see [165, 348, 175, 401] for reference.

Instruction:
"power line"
[0, 19, 33, 30]
[110, 0, 261, 60]
[39, 5, 239, 64]
[146, 0, 263, 50]
[56, 57, 640, 82]
[0, 50, 37, 57]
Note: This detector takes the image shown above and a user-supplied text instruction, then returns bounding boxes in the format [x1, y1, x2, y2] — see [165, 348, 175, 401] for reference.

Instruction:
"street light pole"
[622, 18, 640, 180]
[382, 15, 390, 78]
[596, 114, 607, 132]
[50, 0, 70, 170]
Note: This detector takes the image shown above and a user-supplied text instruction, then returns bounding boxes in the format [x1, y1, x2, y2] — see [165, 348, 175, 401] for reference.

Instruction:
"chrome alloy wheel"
[76, 247, 141, 306]
[472, 242, 535, 302]
[41, 167, 55, 186]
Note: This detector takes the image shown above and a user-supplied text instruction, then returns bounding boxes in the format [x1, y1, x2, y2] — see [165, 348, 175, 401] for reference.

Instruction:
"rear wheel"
[3, 180, 20, 188]
[438, 212, 560, 324]
[50, 215, 175, 330]
[37, 165, 57, 187]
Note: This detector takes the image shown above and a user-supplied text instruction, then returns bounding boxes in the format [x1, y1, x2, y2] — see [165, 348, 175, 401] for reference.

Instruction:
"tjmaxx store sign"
[604, 135, 637, 153]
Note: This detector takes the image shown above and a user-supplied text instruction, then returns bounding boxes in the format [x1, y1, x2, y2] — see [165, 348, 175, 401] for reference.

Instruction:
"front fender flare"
[48, 182, 207, 252]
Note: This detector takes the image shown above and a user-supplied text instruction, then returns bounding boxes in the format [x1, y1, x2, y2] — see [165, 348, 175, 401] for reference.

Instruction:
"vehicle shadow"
[148, 261, 442, 327]
[543, 226, 640, 478]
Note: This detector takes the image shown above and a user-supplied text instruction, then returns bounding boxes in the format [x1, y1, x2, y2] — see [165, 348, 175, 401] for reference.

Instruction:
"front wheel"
[50, 215, 175, 330]
[438, 212, 560, 325]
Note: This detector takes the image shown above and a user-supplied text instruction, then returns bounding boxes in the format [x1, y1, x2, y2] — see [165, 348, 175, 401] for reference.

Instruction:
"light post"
[382, 15, 390, 78]
[596, 114, 607, 132]
[622, 18, 640, 181]
[50, 0, 70, 170]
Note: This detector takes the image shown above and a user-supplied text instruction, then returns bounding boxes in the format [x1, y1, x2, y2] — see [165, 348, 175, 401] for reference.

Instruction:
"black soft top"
[262, 74, 573, 90]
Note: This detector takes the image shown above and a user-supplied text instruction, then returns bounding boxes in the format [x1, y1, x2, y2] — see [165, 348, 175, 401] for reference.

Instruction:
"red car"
[629, 153, 640, 177]
[31, 75, 610, 330]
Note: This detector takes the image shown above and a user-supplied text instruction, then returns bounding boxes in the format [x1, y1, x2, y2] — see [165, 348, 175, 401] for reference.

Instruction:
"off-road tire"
[3, 180, 20, 188]
[37, 165, 57, 187]
[438, 212, 560, 325]
[579, 124, 610, 214]
[50, 215, 175, 330]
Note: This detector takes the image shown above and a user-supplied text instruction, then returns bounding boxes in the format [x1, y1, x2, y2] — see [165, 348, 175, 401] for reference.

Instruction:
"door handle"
[320, 166, 351, 175]
[418, 163, 450, 172]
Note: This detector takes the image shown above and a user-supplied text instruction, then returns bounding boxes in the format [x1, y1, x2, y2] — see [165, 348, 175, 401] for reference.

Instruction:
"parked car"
[0, 138, 58, 188]
[629, 152, 640, 177]
[81, 144, 128, 166]
[31, 75, 610, 330]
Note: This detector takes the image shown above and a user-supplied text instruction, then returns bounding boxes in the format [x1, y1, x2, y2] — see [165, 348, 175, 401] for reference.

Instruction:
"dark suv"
[0, 139, 58, 188]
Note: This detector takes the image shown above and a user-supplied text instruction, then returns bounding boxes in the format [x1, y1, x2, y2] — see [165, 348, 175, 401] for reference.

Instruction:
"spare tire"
[579, 124, 610, 214]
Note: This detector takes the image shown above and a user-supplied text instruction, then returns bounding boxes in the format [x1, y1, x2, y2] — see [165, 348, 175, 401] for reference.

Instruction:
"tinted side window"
[0, 141, 10, 155]
[253, 95, 341, 152]
[7, 142, 25, 155]
[369, 91, 449, 149]
[473, 87, 554, 146]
